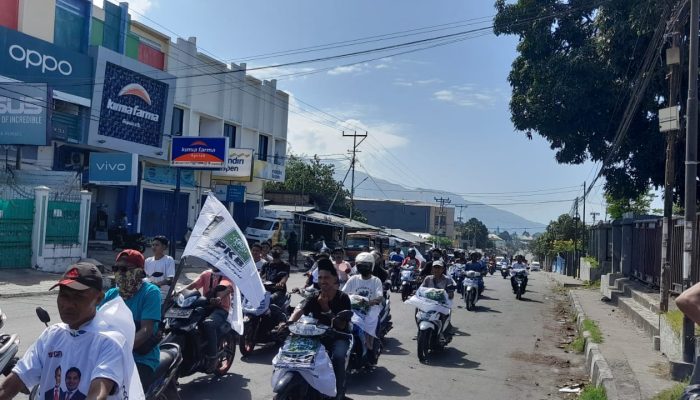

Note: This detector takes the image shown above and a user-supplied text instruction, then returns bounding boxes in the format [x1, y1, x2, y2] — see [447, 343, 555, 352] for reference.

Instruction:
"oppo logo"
[8, 44, 73, 76]
[95, 162, 127, 172]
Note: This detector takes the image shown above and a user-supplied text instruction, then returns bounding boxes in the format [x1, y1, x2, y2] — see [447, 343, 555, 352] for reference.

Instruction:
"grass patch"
[582, 319, 603, 343]
[583, 256, 600, 269]
[651, 381, 687, 400]
[580, 385, 607, 400]
[583, 280, 601, 289]
[663, 310, 700, 336]
[570, 336, 586, 353]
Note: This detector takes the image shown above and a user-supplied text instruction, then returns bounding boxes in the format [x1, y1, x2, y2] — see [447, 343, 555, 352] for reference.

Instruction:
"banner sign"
[143, 165, 195, 188]
[0, 83, 48, 145]
[211, 148, 254, 182]
[171, 137, 227, 168]
[183, 194, 265, 308]
[0, 25, 93, 99]
[226, 185, 246, 202]
[254, 159, 285, 182]
[89, 152, 138, 185]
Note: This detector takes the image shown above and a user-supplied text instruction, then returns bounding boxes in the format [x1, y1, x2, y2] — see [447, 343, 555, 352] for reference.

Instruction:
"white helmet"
[355, 252, 375, 265]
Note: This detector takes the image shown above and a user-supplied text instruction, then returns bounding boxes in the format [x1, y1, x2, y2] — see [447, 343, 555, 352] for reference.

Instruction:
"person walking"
[287, 231, 299, 267]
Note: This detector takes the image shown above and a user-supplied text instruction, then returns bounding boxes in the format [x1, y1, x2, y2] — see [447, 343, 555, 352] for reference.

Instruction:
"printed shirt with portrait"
[13, 321, 125, 400]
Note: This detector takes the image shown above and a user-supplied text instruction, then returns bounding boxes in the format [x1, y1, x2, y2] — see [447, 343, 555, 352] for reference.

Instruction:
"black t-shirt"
[373, 264, 388, 282]
[261, 260, 291, 291]
[301, 290, 351, 327]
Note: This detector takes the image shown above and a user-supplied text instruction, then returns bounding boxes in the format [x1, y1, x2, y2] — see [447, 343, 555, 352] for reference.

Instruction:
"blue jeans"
[323, 335, 350, 399]
[203, 308, 228, 358]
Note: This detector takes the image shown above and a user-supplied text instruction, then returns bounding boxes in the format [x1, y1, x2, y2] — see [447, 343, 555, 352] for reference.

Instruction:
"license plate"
[165, 308, 193, 319]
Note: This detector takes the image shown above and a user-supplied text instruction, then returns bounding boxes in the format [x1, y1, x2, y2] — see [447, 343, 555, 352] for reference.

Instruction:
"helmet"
[408, 248, 416, 256]
[355, 252, 374, 274]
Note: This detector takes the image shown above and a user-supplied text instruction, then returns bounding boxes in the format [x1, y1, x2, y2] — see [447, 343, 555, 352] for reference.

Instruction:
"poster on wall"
[211, 148, 254, 182]
[0, 83, 48, 145]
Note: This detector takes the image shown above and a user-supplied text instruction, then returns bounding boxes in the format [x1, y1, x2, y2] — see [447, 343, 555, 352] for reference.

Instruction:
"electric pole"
[660, 23, 682, 313]
[434, 197, 451, 246]
[454, 204, 468, 223]
[590, 212, 600, 224]
[343, 131, 367, 220]
[682, 0, 699, 364]
[582, 181, 587, 257]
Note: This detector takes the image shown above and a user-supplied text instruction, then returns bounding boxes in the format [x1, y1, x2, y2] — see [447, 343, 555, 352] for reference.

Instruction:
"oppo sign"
[8, 44, 73, 76]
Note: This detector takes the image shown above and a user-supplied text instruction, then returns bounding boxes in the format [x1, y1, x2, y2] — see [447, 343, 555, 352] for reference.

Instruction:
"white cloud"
[93, 0, 156, 20]
[247, 65, 316, 81]
[327, 63, 370, 76]
[393, 78, 441, 87]
[432, 85, 505, 108]
[375, 63, 390, 69]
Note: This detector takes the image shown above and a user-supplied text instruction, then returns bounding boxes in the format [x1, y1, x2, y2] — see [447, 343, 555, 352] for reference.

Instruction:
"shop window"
[258, 135, 269, 161]
[171, 107, 184, 136]
[52, 99, 82, 143]
[224, 124, 236, 148]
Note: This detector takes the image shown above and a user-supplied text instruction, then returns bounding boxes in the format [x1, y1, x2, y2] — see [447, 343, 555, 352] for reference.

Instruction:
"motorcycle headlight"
[177, 294, 197, 308]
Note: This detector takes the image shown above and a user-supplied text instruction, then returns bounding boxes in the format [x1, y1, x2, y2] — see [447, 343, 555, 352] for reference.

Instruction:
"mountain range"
[338, 169, 547, 234]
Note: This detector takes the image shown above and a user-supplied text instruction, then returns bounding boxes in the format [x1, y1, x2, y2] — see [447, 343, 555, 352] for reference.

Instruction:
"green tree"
[605, 189, 655, 219]
[459, 217, 490, 248]
[529, 214, 587, 259]
[498, 230, 512, 242]
[265, 155, 367, 222]
[493, 0, 674, 201]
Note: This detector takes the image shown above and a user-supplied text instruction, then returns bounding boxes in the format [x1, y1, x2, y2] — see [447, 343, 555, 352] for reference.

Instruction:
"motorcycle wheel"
[465, 292, 474, 311]
[273, 381, 314, 400]
[214, 333, 236, 376]
[157, 381, 180, 400]
[239, 329, 256, 357]
[401, 286, 410, 302]
[417, 330, 430, 363]
[516, 287, 522, 300]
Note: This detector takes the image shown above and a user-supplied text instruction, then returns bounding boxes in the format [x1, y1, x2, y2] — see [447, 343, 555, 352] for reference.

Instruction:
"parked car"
[530, 261, 541, 271]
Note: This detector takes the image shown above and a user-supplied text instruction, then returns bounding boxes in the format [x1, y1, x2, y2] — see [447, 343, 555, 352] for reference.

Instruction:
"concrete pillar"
[597, 225, 609, 273]
[78, 190, 91, 259]
[31, 186, 49, 269]
[612, 220, 622, 274]
[621, 218, 634, 277]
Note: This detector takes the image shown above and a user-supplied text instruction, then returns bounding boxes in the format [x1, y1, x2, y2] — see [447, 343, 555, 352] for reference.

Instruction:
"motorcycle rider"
[251, 243, 267, 272]
[102, 249, 162, 391]
[510, 255, 529, 293]
[260, 244, 290, 308]
[419, 260, 456, 340]
[342, 252, 385, 364]
[370, 250, 389, 283]
[420, 248, 444, 279]
[389, 247, 404, 263]
[306, 248, 331, 288]
[465, 252, 486, 293]
[288, 259, 352, 400]
[332, 247, 352, 285]
[402, 248, 421, 269]
[178, 264, 234, 373]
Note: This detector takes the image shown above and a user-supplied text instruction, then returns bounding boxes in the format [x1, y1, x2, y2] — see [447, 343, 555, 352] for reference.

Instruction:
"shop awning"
[300, 211, 381, 231]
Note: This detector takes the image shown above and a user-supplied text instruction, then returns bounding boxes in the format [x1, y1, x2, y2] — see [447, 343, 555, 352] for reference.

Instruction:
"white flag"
[183, 193, 266, 307]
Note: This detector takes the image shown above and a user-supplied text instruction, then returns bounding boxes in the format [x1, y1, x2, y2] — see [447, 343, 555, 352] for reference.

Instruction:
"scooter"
[501, 266, 510, 279]
[400, 265, 418, 301]
[407, 286, 455, 364]
[449, 263, 466, 295]
[463, 270, 480, 311]
[512, 269, 528, 300]
[388, 261, 402, 292]
[240, 282, 292, 357]
[271, 312, 354, 400]
[0, 307, 19, 377]
[162, 285, 237, 378]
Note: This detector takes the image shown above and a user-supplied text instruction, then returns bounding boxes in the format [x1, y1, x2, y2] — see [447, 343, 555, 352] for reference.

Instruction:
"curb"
[568, 290, 619, 400]
[0, 290, 57, 299]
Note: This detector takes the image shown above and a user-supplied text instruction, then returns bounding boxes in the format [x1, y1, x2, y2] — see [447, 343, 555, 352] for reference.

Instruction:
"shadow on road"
[475, 305, 501, 313]
[519, 297, 543, 303]
[427, 347, 480, 369]
[347, 366, 411, 397]
[479, 295, 499, 301]
[179, 372, 252, 400]
[383, 336, 410, 356]
[239, 345, 279, 364]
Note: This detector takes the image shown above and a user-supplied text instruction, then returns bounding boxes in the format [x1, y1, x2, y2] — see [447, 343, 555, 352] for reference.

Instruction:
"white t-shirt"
[255, 258, 267, 272]
[342, 275, 383, 300]
[13, 320, 126, 400]
[145, 255, 176, 299]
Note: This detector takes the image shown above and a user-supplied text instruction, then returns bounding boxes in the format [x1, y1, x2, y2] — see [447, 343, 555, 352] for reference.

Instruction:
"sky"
[98, 0, 661, 226]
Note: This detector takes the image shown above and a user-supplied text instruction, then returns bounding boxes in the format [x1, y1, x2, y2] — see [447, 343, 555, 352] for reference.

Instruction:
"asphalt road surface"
[1, 270, 586, 399]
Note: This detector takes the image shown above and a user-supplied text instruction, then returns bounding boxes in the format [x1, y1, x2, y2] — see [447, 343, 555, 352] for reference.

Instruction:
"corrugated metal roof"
[303, 211, 381, 230]
[264, 204, 315, 214]
[383, 228, 429, 244]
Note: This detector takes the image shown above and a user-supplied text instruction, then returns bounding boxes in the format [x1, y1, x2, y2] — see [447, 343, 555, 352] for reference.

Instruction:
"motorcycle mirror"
[150, 272, 164, 278]
[35, 307, 50, 325]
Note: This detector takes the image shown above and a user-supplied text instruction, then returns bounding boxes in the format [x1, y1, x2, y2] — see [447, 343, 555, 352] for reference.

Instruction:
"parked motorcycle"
[463, 270, 480, 311]
[110, 224, 147, 252]
[400, 265, 418, 301]
[0, 307, 19, 377]
[240, 282, 292, 357]
[388, 261, 402, 292]
[162, 285, 237, 378]
[271, 312, 354, 399]
[406, 286, 454, 364]
[512, 269, 527, 300]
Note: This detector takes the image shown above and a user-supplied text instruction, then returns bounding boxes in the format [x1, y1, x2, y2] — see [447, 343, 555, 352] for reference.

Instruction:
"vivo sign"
[9, 45, 73, 75]
[89, 152, 138, 186]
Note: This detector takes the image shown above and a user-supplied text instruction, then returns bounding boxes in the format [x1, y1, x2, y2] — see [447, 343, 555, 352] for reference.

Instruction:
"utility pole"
[454, 204, 468, 223]
[660, 25, 682, 313]
[343, 131, 367, 220]
[682, 0, 699, 364]
[590, 212, 600, 224]
[434, 197, 451, 246]
[582, 181, 587, 257]
[573, 198, 579, 278]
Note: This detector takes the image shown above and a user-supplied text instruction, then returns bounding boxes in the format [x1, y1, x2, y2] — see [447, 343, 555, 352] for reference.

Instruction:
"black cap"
[50, 262, 103, 292]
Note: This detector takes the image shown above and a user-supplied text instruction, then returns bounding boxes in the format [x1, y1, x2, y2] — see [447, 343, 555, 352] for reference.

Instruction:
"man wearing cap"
[102, 250, 161, 392]
[0, 263, 128, 400]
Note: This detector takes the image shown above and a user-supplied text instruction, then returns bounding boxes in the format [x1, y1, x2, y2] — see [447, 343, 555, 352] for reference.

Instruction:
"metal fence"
[630, 219, 662, 286]
[0, 198, 34, 268]
[45, 200, 81, 244]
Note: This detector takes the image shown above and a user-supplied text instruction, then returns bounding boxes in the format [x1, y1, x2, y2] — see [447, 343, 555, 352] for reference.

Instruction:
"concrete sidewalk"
[546, 272, 678, 399]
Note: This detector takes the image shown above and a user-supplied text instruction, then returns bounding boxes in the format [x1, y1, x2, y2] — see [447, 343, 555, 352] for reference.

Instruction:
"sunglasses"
[111, 264, 134, 273]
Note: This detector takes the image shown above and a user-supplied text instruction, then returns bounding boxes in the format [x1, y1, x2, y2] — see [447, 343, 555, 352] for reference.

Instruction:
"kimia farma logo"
[118, 83, 152, 105]
[105, 82, 159, 122]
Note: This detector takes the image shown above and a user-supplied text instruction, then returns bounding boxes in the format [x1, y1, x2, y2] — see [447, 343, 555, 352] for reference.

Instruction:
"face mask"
[357, 263, 373, 276]
[115, 268, 145, 298]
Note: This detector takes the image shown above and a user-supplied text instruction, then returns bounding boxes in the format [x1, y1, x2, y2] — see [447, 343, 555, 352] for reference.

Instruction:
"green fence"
[0, 199, 34, 268]
[46, 201, 80, 245]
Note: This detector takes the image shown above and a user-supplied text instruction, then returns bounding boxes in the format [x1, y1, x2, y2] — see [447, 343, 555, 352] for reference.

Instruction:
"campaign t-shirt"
[13, 320, 125, 400]
[144, 255, 176, 300]
[342, 275, 383, 300]
[104, 282, 161, 372]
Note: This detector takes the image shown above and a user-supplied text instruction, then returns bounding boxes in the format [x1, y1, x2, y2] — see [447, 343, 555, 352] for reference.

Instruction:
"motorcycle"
[346, 292, 392, 370]
[240, 282, 292, 357]
[406, 286, 455, 364]
[110, 223, 147, 252]
[271, 311, 354, 400]
[162, 285, 237, 378]
[463, 271, 480, 311]
[487, 262, 495, 275]
[512, 269, 528, 300]
[501, 266, 510, 279]
[388, 261, 402, 292]
[448, 263, 466, 295]
[400, 265, 418, 301]
[0, 307, 19, 377]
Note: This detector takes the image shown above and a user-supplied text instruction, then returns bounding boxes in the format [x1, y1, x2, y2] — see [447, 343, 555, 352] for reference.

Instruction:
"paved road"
[1, 270, 585, 399]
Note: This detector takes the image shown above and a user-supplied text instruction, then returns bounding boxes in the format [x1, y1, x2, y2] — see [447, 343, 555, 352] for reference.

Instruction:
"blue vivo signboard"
[0, 25, 93, 99]
[89, 152, 138, 185]
[0, 83, 48, 145]
[171, 137, 227, 168]
[226, 185, 246, 202]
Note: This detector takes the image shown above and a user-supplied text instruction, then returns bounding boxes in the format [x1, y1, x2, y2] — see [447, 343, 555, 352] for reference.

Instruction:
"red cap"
[50, 262, 103, 291]
[116, 249, 145, 269]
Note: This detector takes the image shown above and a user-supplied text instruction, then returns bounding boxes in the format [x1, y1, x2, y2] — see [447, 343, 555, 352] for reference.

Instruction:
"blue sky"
[108, 0, 647, 226]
